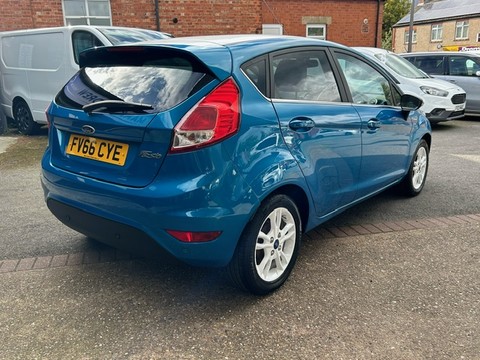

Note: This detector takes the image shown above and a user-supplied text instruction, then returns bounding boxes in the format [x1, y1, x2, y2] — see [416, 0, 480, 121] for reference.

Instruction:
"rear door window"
[272, 50, 341, 102]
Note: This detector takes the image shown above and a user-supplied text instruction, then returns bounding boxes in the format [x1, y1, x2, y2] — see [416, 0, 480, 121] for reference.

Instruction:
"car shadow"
[4, 123, 48, 137]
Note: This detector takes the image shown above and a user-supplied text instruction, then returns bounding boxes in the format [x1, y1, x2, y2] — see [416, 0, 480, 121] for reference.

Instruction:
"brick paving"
[0, 214, 479, 274]
[0, 250, 134, 274]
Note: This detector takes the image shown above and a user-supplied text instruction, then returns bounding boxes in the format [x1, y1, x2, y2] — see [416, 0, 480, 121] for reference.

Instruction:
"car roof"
[143, 34, 346, 56]
[81, 34, 353, 80]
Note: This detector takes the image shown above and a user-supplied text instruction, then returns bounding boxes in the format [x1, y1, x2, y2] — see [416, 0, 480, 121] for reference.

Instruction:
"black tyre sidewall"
[229, 194, 302, 295]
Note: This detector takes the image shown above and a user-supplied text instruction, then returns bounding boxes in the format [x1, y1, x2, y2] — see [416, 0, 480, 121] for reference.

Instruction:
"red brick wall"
[111, 0, 157, 30]
[158, 0, 263, 36]
[0, 0, 382, 46]
[1, 1, 32, 31]
[0, 0, 262, 36]
[261, 0, 383, 47]
[0, 0, 63, 31]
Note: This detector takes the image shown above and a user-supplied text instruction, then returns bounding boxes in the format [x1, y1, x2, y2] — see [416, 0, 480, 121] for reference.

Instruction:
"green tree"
[382, 0, 411, 50]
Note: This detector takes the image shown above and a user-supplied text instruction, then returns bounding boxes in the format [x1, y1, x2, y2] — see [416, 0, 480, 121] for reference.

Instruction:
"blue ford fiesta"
[41, 35, 432, 295]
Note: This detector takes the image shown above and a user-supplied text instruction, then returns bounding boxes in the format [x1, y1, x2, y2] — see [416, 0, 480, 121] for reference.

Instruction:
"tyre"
[400, 139, 429, 196]
[0, 110, 7, 135]
[14, 100, 39, 135]
[228, 195, 301, 295]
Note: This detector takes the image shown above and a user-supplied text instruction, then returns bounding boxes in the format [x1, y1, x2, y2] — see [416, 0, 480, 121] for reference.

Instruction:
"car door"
[332, 50, 413, 198]
[270, 48, 362, 218]
[444, 55, 480, 114]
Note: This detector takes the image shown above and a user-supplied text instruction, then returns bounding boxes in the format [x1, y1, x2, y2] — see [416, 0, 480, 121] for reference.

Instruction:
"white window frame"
[404, 29, 417, 44]
[431, 24, 443, 42]
[262, 24, 283, 35]
[455, 21, 469, 40]
[306, 24, 327, 40]
[63, 0, 112, 26]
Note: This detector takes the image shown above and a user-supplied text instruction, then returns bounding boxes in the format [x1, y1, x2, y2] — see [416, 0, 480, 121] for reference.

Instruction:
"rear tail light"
[45, 105, 52, 129]
[45, 106, 52, 147]
[170, 78, 240, 153]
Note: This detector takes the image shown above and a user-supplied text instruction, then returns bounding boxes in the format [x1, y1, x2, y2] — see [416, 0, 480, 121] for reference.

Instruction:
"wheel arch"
[260, 184, 310, 234]
[12, 96, 30, 111]
[422, 133, 432, 152]
[11, 96, 39, 135]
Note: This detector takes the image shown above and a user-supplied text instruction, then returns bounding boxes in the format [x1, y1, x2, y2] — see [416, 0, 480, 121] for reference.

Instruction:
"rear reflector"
[166, 230, 222, 243]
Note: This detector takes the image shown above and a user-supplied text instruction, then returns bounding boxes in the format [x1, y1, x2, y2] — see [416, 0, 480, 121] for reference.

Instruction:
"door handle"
[367, 119, 381, 130]
[289, 118, 315, 132]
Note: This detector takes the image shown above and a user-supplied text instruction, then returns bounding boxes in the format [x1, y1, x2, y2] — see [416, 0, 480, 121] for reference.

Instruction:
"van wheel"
[14, 100, 39, 135]
[227, 195, 301, 295]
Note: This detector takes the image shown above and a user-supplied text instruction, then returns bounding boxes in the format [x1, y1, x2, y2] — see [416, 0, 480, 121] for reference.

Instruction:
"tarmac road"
[0, 119, 479, 359]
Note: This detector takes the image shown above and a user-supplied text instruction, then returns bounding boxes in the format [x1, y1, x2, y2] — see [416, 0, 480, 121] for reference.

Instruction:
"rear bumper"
[41, 154, 257, 267]
[47, 198, 178, 262]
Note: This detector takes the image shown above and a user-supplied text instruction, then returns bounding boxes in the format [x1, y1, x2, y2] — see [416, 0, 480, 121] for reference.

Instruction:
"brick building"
[392, 0, 480, 53]
[0, 0, 384, 47]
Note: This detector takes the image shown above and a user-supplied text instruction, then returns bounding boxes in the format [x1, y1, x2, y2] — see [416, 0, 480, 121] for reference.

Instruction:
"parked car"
[41, 35, 432, 295]
[400, 51, 480, 117]
[0, 26, 172, 135]
[355, 47, 466, 123]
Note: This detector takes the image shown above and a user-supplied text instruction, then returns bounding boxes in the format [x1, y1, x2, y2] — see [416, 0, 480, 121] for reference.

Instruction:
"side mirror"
[401, 94, 423, 112]
[476, 70, 480, 77]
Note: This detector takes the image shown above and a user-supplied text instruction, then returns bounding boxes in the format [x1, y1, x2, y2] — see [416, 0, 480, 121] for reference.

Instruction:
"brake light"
[170, 78, 240, 153]
[166, 230, 222, 243]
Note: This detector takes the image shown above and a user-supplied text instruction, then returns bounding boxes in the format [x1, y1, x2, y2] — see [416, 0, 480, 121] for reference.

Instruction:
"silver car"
[401, 51, 480, 117]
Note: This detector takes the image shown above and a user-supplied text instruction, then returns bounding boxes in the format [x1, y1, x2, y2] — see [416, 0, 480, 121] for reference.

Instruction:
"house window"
[63, 0, 112, 26]
[431, 24, 443, 42]
[306, 24, 326, 40]
[404, 29, 417, 44]
[455, 21, 469, 40]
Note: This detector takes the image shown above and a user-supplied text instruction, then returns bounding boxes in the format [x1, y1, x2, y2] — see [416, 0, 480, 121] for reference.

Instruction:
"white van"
[0, 26, 171, 134]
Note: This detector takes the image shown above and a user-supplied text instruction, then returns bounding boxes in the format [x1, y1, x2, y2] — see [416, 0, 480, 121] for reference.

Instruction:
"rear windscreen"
[56, 48, 214, 112]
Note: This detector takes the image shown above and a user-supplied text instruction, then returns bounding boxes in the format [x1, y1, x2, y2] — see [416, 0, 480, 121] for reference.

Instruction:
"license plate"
[455, 104, 465, 111]
[66, 134, 129, 166]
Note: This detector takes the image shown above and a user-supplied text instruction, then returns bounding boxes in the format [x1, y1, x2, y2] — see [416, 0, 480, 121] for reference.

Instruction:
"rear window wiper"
[82, 100, 154, 114]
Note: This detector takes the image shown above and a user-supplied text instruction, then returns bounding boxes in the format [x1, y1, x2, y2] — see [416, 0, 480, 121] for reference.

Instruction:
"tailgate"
[48, 46, 220, 187]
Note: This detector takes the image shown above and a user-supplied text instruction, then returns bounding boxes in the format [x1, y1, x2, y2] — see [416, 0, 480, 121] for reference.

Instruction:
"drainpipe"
[155, 0, 160, 31]
[375, 0, 381, 47]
